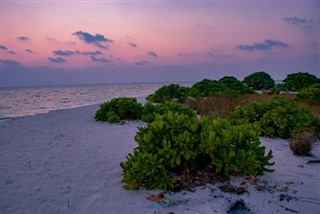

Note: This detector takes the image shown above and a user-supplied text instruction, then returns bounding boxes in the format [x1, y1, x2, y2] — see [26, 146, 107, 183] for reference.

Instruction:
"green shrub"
[95, 97, 143, 123]
[219, 76, 255, 95]
[147, 84, 190, 103]
[282, 72, 319, 91]
[297, 84, 320, 105]
[141, 102, 196, 122]
[146, 78, 254, 104]
[190, 78, 254, 98]
[120, 111, 274, 190]
[243, 71, 275, 90]
[228, 96, 320, 139]
[289, 131, 316, 156]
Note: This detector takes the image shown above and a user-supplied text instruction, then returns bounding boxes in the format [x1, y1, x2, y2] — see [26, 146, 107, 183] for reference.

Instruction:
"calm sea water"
[0, 82, 193, 119]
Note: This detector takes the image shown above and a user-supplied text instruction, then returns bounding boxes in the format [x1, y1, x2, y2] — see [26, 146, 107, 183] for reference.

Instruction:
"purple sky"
[1, 1, 319, 87]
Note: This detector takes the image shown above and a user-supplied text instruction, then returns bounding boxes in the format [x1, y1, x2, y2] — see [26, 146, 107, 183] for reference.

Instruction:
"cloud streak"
[17, 36, 30, 41]
[0, 59, 22, 66]
[73, 31, 112, 49]
[8, 51, 17, 55]
[128, 42, 137, 48]
[25, 49, 34, 53]
[135, 60, 148, 66]
[81, 51, 102, 56]
[177, 52, 197, 57]
[237, 39, 289, 51]
[147, 51, 158, 57]
[284, 16, 314, 26]
[90, 56, 111, 63]
[53, 50, 103, 56]
[48, 57, 66, 63]
[0, 45, 8, 50]
[1, 45, 17, 55]
[53, 50, 75, 56]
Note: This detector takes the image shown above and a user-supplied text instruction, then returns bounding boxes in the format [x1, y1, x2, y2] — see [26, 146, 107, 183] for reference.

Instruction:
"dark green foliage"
[282, 72, 319, 91]
[95, 97, 195, 123]
[228, 96, 320, 139]
[146, 78, 254, 103]
[189, 79, 220, 97]
[141, 102, 196, 122]
[219, 76, 255, 95]
[120, 111, 274, 190]
[190, 78, 254, 97]
[243, 71, 275, 90]
[289, 131, 316, 156]
[219, 76, 238, 84]
[297, 84, 320, 105]
[146, 84, 190, 103]
[95, 97, 143, 123]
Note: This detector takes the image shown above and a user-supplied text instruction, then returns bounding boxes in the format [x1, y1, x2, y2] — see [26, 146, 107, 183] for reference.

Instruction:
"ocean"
[0, 82, 193, 119]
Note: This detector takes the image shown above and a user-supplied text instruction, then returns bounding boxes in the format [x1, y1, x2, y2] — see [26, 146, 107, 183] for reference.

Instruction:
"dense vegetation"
[146, 84, 190, 103]
[228, 96, 320, 139]
[95, 97, 195, 123]
[296, 83, 320, 105]
[280, 72, 319, 91]
[189, 77, 254, 97]
[120, 111, 274, 190]
[185, 94, 270, 118]
[95, 71, 319, 191]
[95, 97, 143, 123]
[141, 102, 196, 122]
[243, 71, 275, 90]
[146, 76, 254, 103]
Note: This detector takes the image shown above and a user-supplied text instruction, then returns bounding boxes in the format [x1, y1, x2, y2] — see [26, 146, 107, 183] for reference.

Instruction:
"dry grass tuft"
[185, 94, 272, 118]
[289, 131, 316, 156]
[185, 93, 320, 118]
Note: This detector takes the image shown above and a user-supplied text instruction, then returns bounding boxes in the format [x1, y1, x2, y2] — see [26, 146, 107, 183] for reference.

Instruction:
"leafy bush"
[289, 131, 316, 156]
[282, 72, 319, 91]
[120, 111, 274, 190]
[190, 78, 254, 97]
[243, 71, 275, 90]
[189, 79, 218, 97]
[219, 76, 255, 95]
[146, 84, 190, 103]
[141, 102, 196, 122]
[228, 96, 320, 139]
[297, 84, 320, 105]
[95, 97, 143, 123]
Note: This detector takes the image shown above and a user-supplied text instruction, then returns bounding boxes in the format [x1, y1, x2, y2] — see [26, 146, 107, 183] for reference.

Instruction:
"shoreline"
[0, 95, 149, 122]
[1, 102, 319, 213]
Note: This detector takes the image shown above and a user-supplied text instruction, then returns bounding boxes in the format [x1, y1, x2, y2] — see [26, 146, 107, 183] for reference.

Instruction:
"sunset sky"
[1, 1, 319, 87]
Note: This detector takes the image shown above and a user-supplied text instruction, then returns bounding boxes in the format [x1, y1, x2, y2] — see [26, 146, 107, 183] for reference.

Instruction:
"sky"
[1, 0, 319, 87]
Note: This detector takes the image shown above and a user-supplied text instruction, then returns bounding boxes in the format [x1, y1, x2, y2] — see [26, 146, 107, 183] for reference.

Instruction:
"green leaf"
[176, 155, 181, 165]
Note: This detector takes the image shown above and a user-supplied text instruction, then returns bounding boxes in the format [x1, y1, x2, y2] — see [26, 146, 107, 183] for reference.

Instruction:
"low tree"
[243, 71, 275, 90]
[219, 76, 254, 95]
[146, 84, 190, 103]
[282, 72, 319, 91]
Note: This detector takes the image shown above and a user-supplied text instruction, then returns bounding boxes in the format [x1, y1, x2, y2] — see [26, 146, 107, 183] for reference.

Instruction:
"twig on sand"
[280, 205, 298, 213]
[307, 160, 320, 164]
[28, 160, 32, 170]
[66, 199, 70, 208]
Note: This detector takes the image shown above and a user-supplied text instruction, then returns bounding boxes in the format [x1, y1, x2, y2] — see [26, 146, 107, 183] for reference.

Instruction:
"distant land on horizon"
[0, 77, 288, 89]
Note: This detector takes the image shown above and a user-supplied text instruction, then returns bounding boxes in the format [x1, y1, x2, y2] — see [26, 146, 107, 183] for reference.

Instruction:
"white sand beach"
[1, 102, 319, 214]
